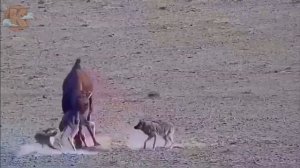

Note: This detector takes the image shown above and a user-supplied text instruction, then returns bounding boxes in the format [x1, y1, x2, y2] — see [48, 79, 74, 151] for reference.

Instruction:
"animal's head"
[134, 119, 145, 130]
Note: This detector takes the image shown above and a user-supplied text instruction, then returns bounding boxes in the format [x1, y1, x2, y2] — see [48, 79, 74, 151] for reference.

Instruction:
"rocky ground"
[1, 0, 300, 167]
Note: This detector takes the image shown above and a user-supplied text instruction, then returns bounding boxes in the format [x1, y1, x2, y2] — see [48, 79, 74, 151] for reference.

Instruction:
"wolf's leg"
[152, 134, 157, 150]
[167, 133, 175, 149]
[163, 135, 169, 147]
[143, 136, 153, 149]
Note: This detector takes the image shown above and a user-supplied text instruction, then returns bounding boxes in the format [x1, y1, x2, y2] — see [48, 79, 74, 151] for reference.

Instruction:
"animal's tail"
[72, 58, 81, 70]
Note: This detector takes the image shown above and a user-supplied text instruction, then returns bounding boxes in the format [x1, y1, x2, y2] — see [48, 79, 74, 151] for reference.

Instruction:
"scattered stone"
[242, 90, 251, 94]
[62, 36, 70, 40]
[38, 0, 45, 4]
[159, 6, 167, 10]
[229, 141, 237, 145]
[284, 67, 291, 71]
[28, 75, 38, 80]
[291, 0, 300, 4]
[147, 91, 160, 99]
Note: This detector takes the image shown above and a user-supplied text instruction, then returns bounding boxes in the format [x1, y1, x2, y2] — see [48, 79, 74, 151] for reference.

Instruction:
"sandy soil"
[1, 0, 300, 167]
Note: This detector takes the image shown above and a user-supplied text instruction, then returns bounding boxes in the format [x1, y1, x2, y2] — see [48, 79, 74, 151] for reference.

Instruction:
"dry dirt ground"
[1, 0, 300, 167]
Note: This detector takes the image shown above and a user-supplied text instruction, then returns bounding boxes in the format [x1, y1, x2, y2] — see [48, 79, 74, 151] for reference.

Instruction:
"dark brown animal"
[59, 58, 100, 150]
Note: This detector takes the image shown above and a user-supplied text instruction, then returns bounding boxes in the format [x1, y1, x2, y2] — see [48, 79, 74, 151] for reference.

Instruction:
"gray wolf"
[134, 119, 175, 149]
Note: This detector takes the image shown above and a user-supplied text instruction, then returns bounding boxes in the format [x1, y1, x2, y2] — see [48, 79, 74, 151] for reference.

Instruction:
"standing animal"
[134, 119, 175, 150]
[59, 58, 100, 150]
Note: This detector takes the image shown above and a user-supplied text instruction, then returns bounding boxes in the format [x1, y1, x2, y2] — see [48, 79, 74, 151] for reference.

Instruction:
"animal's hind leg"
[87, 94, 93, 121]
[79, 126, 88, 147]
[163, 136, 169, 147]
[167, 133, 175, 149]
[84, 120, 100, 146]
[152, 134, 157, 150]
[68, 124, 80, 151]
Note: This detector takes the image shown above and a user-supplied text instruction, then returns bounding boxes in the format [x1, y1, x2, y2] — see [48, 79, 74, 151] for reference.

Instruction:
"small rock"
[159, 6, 167, 10]
[38, 0, 45, 4]
[62, 36, 70, 40]
[229, 141, 237, 145]
[42, 95, 47, 99]
[284, 67, 291, 71]
[242, 90, 251, 94]
[147, 91, 160, 98]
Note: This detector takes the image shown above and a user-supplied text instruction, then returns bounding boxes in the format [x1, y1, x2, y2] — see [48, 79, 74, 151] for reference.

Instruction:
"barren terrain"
[1, 0, 300, 167]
